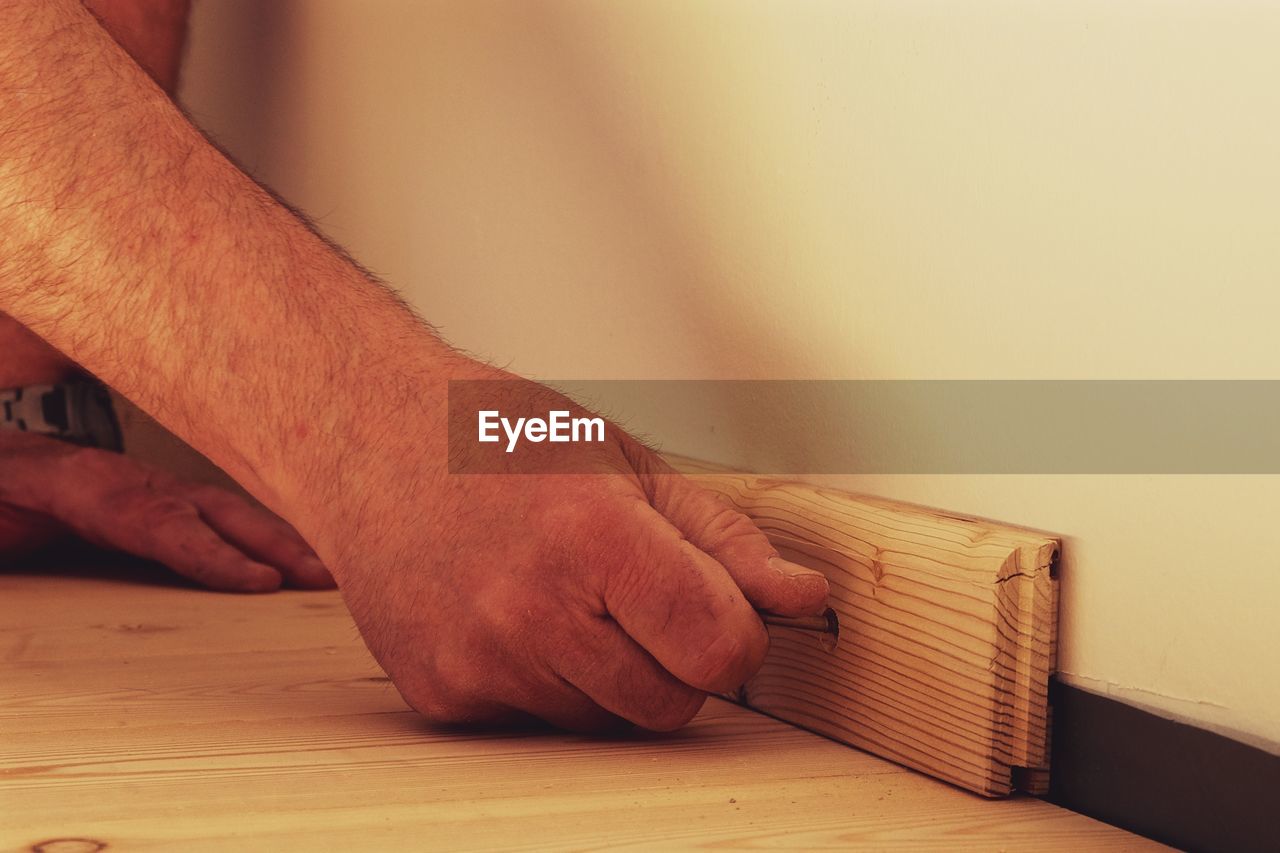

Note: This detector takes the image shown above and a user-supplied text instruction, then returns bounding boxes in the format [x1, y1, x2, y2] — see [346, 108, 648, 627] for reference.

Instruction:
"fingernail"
[770, 556, 827, 586]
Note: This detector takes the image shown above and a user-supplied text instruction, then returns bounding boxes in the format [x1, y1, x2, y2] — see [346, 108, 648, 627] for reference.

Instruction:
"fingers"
[552, 612, 706, 731]
[638, 455, 829, 617]
[405, 684, 624, 734]
[503, 679, 634, 734]
[0, 502, 63, 558]
[396, 639, 627, 733]
[600, 497, 770, 695]
[89, 493, 284, 592]
[409, 624, 695, 734]
[177, 484, 335, 589]
[37, 445, 329, 592]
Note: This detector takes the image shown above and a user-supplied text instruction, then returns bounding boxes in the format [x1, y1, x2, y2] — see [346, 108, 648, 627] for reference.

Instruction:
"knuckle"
[686, 628, 766, 692]
[429, 701, 483, 726]
[412, 692, 468, 725]
[562, 704, 631, 734]
[474, 582, 545, 642]
[701, 505, 774, 560]
[635, 686, 706, 732]
[702, 504, 755, 539]
[131, 492, 199, 525]
[413, 643, 514, 727]
[403, 670, 490, 726]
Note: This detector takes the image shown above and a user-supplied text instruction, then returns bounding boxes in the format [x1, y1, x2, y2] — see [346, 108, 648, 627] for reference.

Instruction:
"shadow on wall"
[182, 0, 294, 177]
[181, 0, 829, 468]
[510, 3, 861, 474]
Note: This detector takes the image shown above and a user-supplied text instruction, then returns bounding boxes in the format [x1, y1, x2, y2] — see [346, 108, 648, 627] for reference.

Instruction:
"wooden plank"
[673, 457, 1059, 797]
[0, 570, 1155, 851]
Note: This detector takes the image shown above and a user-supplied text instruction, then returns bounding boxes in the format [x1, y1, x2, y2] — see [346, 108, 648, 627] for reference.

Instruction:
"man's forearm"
[0, 0, 188, 390]
[0, 1, 460, 536]
[0, 3, 838, 738]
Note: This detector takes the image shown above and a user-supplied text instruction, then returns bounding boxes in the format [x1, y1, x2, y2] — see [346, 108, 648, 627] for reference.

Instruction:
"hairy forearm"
[0, 6, 834, 739]
[0, 0, 188, 390]
[0, 0, 461, 541]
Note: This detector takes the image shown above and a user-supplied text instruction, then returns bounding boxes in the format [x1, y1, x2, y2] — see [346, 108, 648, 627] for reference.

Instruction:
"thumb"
[633, 451, 830, 616]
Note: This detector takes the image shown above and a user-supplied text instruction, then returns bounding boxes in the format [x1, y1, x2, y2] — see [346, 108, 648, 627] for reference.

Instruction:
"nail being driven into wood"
[761, 607, 840, 651]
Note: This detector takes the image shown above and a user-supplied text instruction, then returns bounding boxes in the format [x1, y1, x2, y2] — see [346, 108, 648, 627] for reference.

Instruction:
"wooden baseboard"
[672, 457, 1059, 797]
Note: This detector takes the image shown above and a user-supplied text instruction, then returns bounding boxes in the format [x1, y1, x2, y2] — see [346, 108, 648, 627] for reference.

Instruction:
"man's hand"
[307, 372, 829, 732]
[0, 2, 826, 733]
[0, 432, 333, 591]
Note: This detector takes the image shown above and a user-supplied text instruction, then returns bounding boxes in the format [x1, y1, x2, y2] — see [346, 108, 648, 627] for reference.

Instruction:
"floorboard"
[0, 567, 1163, 851]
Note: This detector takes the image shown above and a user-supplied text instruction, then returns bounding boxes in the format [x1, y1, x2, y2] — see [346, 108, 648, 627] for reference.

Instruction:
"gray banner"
[448, 380, 1280, 474]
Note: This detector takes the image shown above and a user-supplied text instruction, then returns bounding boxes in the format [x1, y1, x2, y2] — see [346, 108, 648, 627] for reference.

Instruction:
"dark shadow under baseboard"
[1048, 682, 1280, 853]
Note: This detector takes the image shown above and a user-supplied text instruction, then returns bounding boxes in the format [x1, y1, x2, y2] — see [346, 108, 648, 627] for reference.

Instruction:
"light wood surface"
[0, 565, 1156, 851]
[674, 459, 1059, 797]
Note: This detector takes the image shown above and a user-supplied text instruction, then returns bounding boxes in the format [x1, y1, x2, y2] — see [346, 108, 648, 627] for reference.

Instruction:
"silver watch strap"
[0, 381, 123, 451]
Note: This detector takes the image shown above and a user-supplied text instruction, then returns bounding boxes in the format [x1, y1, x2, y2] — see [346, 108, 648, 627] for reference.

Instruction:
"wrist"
[260, 330, 494, 562]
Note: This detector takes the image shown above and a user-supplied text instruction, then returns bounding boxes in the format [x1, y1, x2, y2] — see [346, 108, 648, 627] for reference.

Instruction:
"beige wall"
[182, 0, 1280, 749]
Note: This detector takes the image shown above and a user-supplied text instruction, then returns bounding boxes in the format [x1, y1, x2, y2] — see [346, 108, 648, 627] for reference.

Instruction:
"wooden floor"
[1, 561, 1163, 851]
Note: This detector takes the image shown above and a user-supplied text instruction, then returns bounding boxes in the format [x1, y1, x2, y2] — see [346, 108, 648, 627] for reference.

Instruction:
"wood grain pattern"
[674, 458, 1059, 797]
[0, 566, 1155, 851]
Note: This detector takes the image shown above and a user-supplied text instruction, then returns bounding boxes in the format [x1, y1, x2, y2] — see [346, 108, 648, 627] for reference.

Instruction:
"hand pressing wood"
[674, 457, 1059, 798]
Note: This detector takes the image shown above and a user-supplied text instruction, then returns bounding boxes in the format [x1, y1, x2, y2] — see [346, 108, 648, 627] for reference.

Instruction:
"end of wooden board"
[670, 455, 1059, 798]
